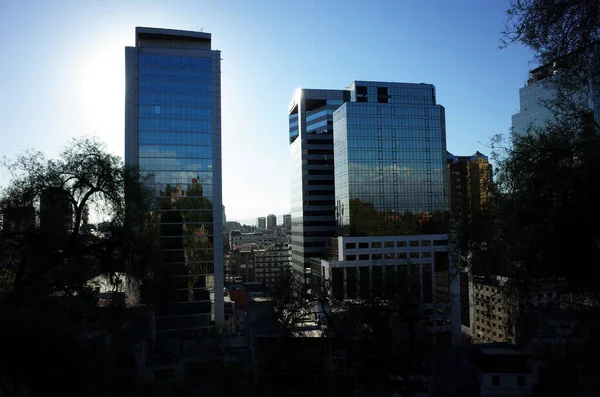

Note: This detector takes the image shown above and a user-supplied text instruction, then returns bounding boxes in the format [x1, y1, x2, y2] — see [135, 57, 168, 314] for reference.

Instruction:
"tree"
[0, 137, 159, 396]
[503, 0, 600, 88]
[484, 119, 600, 395]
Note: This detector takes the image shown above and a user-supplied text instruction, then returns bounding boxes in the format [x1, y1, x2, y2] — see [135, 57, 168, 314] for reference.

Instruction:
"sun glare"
[79, 45, 125, 156]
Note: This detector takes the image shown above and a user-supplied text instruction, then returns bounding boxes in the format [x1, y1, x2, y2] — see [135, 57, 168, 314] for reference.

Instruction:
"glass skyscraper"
[511, 65, 561, 136]
[288, 89, 348, 278]
[334, 81, 448, 236]
[125, 27, 223, 334]
[512, 62, 600, 135]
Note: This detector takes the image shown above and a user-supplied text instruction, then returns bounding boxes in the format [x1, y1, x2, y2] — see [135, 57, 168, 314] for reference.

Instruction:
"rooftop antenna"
[199, 26, 204, 32]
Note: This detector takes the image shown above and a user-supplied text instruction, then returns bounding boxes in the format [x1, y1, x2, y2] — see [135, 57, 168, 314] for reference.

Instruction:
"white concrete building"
[320, 234, 461, 345]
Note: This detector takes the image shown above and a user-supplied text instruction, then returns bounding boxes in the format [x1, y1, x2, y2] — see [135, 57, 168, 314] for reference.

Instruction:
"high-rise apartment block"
[254, 243, 292, 288]
[283, 214, 291, 230]
[125, 27, 224, 333]
[257, 216, 266, 230]
[266, 214, 277, 230]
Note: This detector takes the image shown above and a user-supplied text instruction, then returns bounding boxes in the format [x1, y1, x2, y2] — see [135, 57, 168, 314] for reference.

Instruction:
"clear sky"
[0, 0, 533, 222]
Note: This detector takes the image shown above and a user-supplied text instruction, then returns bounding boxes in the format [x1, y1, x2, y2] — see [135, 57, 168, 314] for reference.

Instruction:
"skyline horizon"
[0, 1, 534, 221]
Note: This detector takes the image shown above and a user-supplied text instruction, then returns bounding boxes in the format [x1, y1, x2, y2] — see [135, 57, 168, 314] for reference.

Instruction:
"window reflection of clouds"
[334, 88, 448, 229]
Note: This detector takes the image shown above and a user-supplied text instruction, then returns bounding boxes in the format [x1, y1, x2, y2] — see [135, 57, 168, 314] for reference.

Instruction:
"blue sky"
[0, 0, 533, 222]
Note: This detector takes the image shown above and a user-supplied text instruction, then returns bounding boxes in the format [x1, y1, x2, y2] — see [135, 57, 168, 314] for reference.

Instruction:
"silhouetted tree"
[0, 138, 159, 396]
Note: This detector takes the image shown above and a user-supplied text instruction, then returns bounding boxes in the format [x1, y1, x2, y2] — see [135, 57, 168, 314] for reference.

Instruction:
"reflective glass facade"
[334, 82, 448, 236]
[511, 79, 559, 136]
[512, 61, 600, 135]
[289, 89, 348, 278]
[125, 28, 223, 335]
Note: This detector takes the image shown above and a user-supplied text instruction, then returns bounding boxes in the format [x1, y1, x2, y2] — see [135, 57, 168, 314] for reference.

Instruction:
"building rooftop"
[473, 343, 532, 374]
[134, 27, 212, 50]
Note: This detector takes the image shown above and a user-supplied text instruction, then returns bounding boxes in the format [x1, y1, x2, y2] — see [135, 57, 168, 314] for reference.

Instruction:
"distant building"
[289, 88, 347, 278]
[283, 214, 291, 230]
[447, 151, 492, 226]
[512, 60, 600, 135]
[225, 250, 256, 282]
[229, 231, 279, 251]
[254, 243, 291, 288]
[266, 214, 277, 230]
[225, 221, 242, 232]
[257, 217, 266, 230]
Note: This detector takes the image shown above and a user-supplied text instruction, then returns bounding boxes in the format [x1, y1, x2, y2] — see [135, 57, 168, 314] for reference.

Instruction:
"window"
[372, 242, 382, 248]
[409, 252, 419, 259]
[345, 243, 356, 249]
[517, 376, 525, 387]
[359, 242, 369, 249]
[421, 240, 431, 246]
[422, 252, 432, 258]
[346, 255, 356, 261]
[397, 241, 407, 247]
[372, 253, 382, 260]
[409, 241, 419, 247]
[384, 241, 394, 248]
[377, 86, 388, 103]
[359, 254, 369, 260]
[397, 253, 407, 259]
[492, 376, 500, 386]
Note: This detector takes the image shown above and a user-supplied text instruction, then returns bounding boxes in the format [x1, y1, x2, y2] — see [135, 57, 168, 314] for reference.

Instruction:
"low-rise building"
[254, 243, 291, 288]
[473, 343, 535, 397]
[229, 230, 279, 251]
[266, 214, 277, 230]
[472, 275, 515, 344]
[257, 217, 266, 230]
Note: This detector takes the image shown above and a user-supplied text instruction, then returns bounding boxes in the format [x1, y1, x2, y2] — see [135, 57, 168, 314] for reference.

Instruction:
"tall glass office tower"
[125, 27, 224, 334]
[511, 65, 561, 136]
[288, 89, 348, 278]
[512, 62, 600, 135]
[334, 82, 448, 236]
